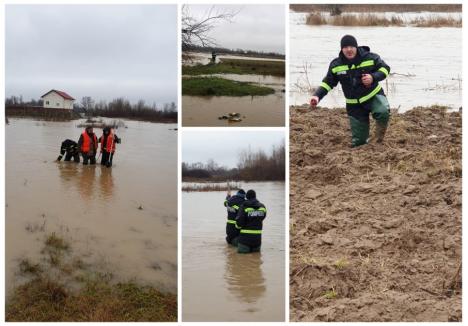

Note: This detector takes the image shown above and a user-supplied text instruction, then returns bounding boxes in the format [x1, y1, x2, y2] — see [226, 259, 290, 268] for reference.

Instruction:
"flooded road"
[5, 118, 177, 295]
[182, 181, 285, 321]
[290, 12, 462, 111]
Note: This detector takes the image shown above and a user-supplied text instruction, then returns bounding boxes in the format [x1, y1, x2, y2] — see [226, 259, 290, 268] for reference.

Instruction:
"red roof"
[40, 89, 75, 100]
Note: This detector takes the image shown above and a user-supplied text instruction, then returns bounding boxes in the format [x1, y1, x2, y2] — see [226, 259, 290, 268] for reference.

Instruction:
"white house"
[40, 90, 75, 110]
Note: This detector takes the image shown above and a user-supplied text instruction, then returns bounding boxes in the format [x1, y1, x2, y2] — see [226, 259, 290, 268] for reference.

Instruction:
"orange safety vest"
[81, 131, 98, 153]
[100, 132, 116, 153]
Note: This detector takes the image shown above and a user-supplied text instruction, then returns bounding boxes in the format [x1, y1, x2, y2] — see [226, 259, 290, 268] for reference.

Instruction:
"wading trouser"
[82, 153, 96, 165]
[227, 236, 239, 247]
[237, 242, 261, 254]
[101, 151, 114, 167]
[347, 94, 390, 147]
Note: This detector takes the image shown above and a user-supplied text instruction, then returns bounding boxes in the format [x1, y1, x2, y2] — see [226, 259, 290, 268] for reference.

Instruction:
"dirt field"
[289, 105, 462, 322]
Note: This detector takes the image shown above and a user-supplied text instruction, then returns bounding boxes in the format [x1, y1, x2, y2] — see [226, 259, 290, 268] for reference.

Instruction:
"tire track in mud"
[289, 106, 461, 322]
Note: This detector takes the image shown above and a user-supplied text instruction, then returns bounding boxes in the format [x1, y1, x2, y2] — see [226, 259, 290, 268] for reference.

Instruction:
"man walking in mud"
[235, 190, 267, 254]
[310, 35, 391, 147]
[78, 126, 98, 165]
[98, 127, 121, 168]
[224, 189, 246, 246]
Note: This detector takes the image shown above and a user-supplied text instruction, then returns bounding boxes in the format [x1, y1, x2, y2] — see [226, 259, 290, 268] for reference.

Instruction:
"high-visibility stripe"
[232, 205, 239, 210]
[227, 219, 236, 224]
[332, 60, 375, 74]
[359, 84, 382, 103]
[331, 65, 349, 73]
[244, 207, 255, 212]
[378, 67, 389, 77]
[345, 84, 382, 104]
[240, 229, 262, 234]
[357, 60, 374, 68]
[320, 82, 332, 92]
[235, 222, 241, 229]
[258, 207, 267, 212]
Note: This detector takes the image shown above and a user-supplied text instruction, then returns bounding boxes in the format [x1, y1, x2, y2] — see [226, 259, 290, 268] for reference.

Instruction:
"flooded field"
[182, 181, 285, 321]
[290, 12, 462, 111]
[183, 53, 285, 127]
[5, 118, 177, 296]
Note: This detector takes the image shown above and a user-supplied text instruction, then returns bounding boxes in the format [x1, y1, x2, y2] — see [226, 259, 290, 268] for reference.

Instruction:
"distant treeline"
[86, 98, 177, 123]
[184, 45, 285, 60]
[5, 95, 177, 123]
[182, 143, 285, 182]
[290, 4, 462, 13]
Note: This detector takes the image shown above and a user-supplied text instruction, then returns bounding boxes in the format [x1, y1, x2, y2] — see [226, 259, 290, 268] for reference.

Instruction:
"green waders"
[348, 94, 390, 147]
[237, 242, 261, 254]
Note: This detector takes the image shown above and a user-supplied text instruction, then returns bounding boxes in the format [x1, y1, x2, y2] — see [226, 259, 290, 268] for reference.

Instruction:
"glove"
[57, 155, 63, 161]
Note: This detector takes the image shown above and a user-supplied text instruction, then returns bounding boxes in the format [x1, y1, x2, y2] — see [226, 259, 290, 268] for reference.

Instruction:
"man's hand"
[310, 96, 319, 108]
[361, 74, 373, 87]
[56, 155, 63, 162]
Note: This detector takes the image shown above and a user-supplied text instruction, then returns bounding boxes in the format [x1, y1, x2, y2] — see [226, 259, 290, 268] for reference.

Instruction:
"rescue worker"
[77, 126, 98, 165]
[98, 127, 121, 168]
[224, 189, 246, 246]
[310, 35, 391, 147]
[235, 189, 267, 254]
[56, 139, 80, 163]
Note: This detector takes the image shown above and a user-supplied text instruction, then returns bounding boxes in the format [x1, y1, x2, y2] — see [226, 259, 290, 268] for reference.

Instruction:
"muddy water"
[5, 118, 177, 295]
[182, 181, 285, 321]
[290, 12, 462, 110]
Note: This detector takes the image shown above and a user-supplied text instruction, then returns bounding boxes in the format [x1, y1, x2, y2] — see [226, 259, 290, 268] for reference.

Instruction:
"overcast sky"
[6, 5, 177, 106]
[185, 4, 285, 54]
[182, 130, 284, 168]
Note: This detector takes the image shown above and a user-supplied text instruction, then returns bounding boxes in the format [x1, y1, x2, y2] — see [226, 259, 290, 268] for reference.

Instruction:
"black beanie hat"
[246, 189, 256, 200]
[237, 189, 246, 196]
[341, 35, 358, 49]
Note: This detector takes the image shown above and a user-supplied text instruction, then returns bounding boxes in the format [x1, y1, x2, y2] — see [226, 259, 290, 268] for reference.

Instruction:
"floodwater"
[5, 118, 177, 295]
[185, 52, 285, 66]
[182, 181, 285, 321]
[183, 53, 285, 127]
[290, 12, 462, 111]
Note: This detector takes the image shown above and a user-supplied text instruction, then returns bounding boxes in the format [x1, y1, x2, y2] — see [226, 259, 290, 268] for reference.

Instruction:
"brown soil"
[290, 105, 462, 322]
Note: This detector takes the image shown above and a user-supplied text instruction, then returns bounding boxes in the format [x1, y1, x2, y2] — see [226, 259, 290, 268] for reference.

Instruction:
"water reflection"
[224, 246, 266, 305]
[98, 168, 114, 200]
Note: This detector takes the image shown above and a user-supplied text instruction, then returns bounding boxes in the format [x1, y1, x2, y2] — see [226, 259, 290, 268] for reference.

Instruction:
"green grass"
[182, 77, 275, 96]
[6, 277, 177, 322]
[182, 58, 285, 77]
[6, 232, 177, 322]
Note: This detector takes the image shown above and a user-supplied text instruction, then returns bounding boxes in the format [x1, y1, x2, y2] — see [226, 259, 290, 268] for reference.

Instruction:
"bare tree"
[181, 5, 239, 51]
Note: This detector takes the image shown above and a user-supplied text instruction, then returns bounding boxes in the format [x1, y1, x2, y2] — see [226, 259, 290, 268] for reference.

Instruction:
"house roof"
[40, 89, 75, 100]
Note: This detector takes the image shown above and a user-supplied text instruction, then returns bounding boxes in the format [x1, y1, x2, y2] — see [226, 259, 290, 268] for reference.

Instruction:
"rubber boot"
[237, 242, 251, 254]
[370, 94, 390, 143]
[349, 116, 370, 147]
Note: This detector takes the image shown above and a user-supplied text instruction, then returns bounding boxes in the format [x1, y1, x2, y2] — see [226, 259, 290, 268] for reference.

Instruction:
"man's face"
[87, 128, 93, 134]
[342, 46, 357, 60]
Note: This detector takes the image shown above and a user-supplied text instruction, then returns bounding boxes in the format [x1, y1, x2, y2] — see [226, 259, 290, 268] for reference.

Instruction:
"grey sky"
[6, 5, 177, 106]
[182, 130, 284, 168]
[186, 4, 285, 54]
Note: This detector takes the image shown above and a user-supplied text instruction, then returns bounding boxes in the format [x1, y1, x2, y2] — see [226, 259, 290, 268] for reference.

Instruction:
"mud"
[289, 106, 461, 322]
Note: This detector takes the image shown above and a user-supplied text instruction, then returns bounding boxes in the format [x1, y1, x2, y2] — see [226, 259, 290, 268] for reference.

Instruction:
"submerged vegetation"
[182, 181, 242, 192]
[182, 77, 275, 96]
[6, 232, 177, 322]
[183, 58, 285, 77]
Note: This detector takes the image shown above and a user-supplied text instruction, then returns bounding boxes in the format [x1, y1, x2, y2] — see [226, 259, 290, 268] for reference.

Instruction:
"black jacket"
[60, 139, 78, 155]
[314, 46, 390, 105]
[224, 194, 246, 241]
[236, 198, 267, 248]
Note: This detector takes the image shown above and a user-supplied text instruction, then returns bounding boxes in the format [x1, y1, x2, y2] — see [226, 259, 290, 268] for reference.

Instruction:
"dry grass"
[306, 12, 461, 27]
[292, 4, 462, 13]
[182, 182, 241, 192]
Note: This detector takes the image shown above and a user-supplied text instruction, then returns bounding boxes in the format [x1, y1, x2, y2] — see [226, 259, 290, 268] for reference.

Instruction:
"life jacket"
[101, 131, 116, 153]
[81, 131, 98, 153]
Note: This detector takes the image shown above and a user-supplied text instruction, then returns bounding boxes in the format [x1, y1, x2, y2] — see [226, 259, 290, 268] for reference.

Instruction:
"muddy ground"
[290, 106, 461, 322]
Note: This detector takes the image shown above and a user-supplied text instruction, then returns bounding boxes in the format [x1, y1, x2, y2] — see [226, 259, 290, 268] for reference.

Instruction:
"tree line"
[182, 143, 285, 181]
[5, 95, 177, 123]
